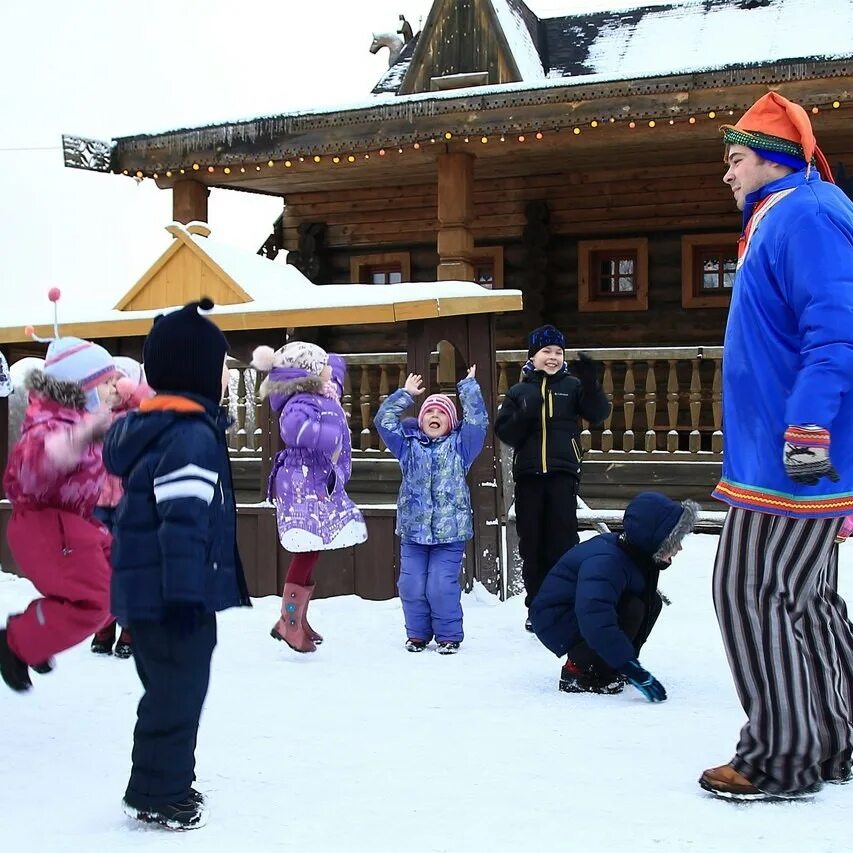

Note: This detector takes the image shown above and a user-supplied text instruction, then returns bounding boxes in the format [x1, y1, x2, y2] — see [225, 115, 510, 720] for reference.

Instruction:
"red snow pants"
[5, 507, 112, 665]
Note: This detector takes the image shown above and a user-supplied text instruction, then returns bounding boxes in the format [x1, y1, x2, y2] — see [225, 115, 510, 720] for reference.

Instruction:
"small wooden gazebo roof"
[0, 222, 523, 345]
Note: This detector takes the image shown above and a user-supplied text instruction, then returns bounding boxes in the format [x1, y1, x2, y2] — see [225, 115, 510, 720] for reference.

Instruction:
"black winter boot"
[122, 793, 208, 831]
[114, 628, 133, 659]
[0, 628, 32, 692]
[91, 621, 116, 655]
[559, 659, 624, 695]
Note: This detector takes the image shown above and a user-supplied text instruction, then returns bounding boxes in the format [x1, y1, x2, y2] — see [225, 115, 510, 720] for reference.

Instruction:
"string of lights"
[119, 99, 846, 181]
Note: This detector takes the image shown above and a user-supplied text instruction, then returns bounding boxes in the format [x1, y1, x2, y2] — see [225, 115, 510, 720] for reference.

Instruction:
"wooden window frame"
[681, 234, 738, 308]
[578, 238, 648, 313]
[350, 252, 411, 284]
[471, 245, 504, 289]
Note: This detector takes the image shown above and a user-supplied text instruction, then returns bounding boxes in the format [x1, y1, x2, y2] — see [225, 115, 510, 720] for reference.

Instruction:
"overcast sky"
[0, 0, 674, 325]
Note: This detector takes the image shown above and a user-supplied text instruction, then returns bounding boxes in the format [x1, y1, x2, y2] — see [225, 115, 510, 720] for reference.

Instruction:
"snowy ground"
[1, 532, 851, 852]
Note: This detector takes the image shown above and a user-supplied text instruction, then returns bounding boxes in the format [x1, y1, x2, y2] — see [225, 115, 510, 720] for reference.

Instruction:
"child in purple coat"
[252, 342, 366, 653]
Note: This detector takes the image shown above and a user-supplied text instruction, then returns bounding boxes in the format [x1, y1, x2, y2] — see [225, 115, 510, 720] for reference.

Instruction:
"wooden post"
[436, 152, 474, 282]
[0, 395, 8, 500]
[407, 314, 504, 596]
[172, 179, 209, 224]
[259, 399, 280, 502]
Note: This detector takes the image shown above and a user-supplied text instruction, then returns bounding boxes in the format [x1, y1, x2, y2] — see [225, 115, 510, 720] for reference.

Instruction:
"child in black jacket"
[494, 325, 610, 627]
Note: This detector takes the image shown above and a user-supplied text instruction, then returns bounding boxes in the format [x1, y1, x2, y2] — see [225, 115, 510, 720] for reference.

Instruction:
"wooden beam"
[437, 152, 474, 281]
[172, 179, 209, 224]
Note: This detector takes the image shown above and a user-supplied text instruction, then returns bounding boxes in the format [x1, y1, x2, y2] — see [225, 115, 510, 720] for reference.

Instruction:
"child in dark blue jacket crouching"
[529, 492, 698, 701]
[104, 299, 250, 830]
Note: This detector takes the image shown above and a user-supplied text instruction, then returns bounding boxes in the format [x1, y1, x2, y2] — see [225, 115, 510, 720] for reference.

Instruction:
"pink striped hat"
[418, 394, 459, 432]
[44, 337, 118, 412]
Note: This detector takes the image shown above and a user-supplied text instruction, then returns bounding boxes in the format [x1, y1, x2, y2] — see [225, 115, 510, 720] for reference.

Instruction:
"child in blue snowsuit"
[376, 366, 487, 654]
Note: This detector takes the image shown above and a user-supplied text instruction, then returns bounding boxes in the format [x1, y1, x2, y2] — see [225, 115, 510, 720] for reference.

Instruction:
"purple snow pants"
[398, 541, 465, 643]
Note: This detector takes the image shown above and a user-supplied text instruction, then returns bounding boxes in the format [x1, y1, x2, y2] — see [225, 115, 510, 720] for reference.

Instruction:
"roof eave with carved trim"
[110, 58, 851, 173]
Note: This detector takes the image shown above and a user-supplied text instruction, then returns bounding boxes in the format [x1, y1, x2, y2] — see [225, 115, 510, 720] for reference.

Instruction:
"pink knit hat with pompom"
[418, 394, 459, 431]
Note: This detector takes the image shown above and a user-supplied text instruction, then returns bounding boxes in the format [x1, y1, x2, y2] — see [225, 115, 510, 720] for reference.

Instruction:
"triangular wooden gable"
[398, 0, 532, 95]
[114, 224, 253, 311]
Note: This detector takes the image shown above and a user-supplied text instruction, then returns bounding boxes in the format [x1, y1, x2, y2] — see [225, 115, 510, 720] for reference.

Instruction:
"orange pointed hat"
[721, 92, 834, 183]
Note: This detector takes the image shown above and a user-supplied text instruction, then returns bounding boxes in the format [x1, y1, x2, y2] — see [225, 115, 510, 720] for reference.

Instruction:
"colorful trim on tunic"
[714, 478, 853, 518]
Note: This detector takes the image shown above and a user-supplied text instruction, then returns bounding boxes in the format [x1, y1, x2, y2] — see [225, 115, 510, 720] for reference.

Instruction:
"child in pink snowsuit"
[90, 356, 153, 659]
[0, 336, 120, 692]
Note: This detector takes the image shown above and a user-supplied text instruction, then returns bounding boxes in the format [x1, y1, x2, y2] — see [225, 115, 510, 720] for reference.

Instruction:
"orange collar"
[139, 394, 206, 414]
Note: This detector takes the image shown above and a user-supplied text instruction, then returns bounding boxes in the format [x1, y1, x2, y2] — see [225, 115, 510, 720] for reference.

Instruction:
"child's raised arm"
[376, 374, 423, 459]
[457, 366, 488, 469]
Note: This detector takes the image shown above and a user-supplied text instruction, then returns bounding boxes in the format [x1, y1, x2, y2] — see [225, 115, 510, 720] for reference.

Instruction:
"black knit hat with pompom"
[143, 297, 229, 405]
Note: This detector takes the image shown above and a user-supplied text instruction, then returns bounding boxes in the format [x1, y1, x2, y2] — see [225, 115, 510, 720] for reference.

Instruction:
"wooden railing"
[223, 346, 724, 460]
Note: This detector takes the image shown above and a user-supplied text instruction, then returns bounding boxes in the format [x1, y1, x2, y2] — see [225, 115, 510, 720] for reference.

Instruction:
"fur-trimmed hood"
[26, 368, 86, 411]
[654, 499, 700, 561]
[622, 492, 699, 562]
[261, 368, 337, 412]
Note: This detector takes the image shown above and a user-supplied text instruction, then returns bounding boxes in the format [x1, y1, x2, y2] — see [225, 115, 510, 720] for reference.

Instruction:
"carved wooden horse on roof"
[369, 31, 404, 67]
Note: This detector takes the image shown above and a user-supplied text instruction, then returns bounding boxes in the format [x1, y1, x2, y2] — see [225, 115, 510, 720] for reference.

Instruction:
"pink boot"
[271, 583, 316, 653]
[301, 585, 324, 646]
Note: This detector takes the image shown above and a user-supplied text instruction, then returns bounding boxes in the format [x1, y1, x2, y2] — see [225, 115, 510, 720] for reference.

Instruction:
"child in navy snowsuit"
[103, 299, 250, 830]
[376, 366, 487, 654]
[530, 491, 698, 700]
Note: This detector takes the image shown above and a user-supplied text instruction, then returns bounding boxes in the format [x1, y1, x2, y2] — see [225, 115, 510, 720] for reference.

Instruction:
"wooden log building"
[3, 0, 852, 598]
[58, 0, 853, 356]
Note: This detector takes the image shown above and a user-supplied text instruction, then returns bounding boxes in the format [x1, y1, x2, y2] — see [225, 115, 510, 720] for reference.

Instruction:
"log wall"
[282, 150, 853, 353]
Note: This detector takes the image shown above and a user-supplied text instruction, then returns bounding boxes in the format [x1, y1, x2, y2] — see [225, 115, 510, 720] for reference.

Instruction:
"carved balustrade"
[223, 347, 724, 460]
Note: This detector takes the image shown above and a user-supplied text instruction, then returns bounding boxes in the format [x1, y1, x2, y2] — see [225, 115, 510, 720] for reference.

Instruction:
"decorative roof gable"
[116, 223, 255, 311]
[396, 0, 544, 96]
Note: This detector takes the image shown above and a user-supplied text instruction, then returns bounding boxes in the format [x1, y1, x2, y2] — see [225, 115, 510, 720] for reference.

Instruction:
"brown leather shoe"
[699, 763, 821, 801]
[699, 764, 768, 801]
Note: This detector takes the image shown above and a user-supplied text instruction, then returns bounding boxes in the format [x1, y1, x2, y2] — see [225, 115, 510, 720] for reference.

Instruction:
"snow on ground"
[1, 532, 852, 851]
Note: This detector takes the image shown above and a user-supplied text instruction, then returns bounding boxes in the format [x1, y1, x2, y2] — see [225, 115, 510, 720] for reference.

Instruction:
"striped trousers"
[713, 507, 853, 793]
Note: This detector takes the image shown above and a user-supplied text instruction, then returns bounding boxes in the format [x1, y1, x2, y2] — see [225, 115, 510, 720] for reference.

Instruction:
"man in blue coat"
[530, 492, 698, 701]
[702, 92, 853, 802]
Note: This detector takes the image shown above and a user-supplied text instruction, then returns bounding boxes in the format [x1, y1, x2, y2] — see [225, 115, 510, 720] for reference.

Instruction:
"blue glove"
[619, 659, 667, 703]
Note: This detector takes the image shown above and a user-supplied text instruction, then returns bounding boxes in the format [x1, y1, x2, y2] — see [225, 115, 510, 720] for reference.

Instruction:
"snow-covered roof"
[542, 0, 853, 81]
[492, 0, 545, 81]
[371, 0, 852, 96]
[0, 224, 523, 344]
